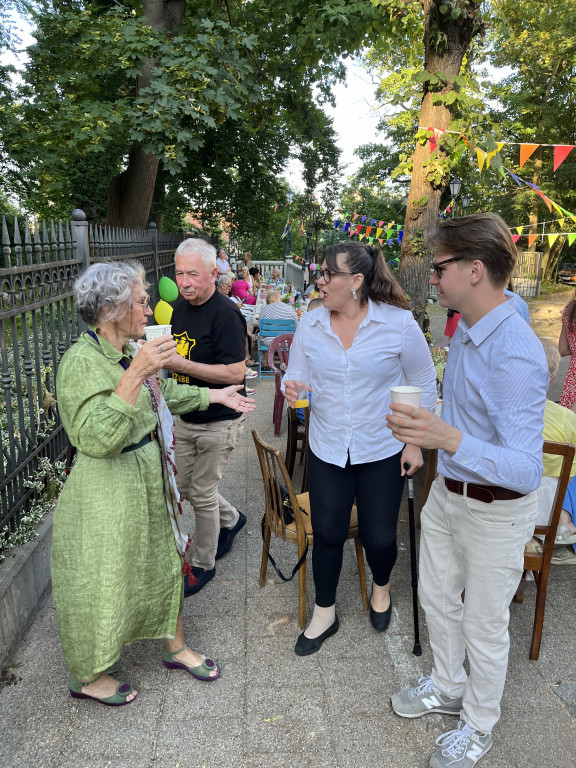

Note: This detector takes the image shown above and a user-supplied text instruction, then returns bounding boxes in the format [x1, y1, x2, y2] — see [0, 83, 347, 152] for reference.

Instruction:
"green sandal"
[69, 668, 137, 707]
[162, 645, 221, 681]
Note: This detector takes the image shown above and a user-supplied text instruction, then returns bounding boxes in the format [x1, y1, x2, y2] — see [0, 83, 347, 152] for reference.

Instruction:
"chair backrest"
[267, 333, 294, 377]
[240, 306, 255, 321]
[259, 318, 297, 339]
[532, 440, 576, 566]
[252, 429, 308, 541]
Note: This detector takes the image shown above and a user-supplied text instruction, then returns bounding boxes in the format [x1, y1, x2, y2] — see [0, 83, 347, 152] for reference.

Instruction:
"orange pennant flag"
[353, 214, 359, 221]
[378, 239, 384, 246]
[519, 144, 539, 168]
[365, 226, 373, 237]
[528, 234, 538, 246]
[554, 145, 575, 172]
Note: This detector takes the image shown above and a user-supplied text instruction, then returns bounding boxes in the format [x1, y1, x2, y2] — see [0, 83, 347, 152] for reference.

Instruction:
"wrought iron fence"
[0, 210, 184, 543]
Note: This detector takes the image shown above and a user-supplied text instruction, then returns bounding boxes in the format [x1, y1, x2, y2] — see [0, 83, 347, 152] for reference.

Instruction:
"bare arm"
[166, 354, 246, 384]
[559, 324, 571, 356]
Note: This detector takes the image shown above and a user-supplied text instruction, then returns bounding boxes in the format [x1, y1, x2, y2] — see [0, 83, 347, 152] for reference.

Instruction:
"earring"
[351, 288, 358, 300]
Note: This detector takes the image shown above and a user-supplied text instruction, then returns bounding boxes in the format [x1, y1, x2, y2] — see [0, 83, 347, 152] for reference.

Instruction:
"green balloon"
[159, 276, 179, 303]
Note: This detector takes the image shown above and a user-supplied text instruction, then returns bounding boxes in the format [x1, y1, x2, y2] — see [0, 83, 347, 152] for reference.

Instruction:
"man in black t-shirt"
[167, 239, 249, 595]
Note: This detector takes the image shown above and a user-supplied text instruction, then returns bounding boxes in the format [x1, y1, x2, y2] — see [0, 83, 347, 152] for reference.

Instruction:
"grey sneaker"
[551, 546, 576, 565]
[430, 720, 493, 767]
[391, 676, 462, 719]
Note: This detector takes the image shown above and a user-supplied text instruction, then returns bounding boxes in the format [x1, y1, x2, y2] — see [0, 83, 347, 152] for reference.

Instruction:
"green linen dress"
[51, 331, 209, 680]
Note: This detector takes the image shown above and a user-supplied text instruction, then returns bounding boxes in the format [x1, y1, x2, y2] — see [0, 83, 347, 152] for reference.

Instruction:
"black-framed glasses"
[317, 268, 355, 284]
[430, 256, 463, 278]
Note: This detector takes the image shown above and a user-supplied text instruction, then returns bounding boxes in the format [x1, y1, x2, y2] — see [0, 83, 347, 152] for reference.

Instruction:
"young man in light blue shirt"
[387, 214, 548, 768]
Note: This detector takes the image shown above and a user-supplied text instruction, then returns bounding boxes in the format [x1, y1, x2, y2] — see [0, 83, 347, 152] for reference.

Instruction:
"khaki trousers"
[173, 416, 244, 570]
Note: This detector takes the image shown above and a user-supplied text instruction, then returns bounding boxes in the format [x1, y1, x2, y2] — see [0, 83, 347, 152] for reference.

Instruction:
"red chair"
[267, 333, 294, 437]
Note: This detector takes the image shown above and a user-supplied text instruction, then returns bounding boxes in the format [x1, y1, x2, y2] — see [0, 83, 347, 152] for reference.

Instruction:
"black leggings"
[307, 448, 405, 607]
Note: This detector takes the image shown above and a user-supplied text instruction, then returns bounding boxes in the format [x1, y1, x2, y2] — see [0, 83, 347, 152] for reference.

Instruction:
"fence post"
[148, 220, 160, 285]
[71, 209, 89, 270]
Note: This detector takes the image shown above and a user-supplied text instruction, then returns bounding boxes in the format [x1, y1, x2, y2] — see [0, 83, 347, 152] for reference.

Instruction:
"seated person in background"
[305, 274, 320, 299]
[249, 266, 262, 292]
[216, 248, 231, 275]
[536, 338, 576, 565]
[259, 290, 297, 346]
[216, 274, 239, 304]
[271, 266, 282, 284]
[231, 267, 256, 305]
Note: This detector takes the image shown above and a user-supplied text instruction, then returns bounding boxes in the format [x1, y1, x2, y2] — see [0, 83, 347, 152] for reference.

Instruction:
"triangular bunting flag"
[511, 235, 521, 244]
[559, 218, 565, 228]
[334, 221, 341, 230]
[361, 216, 367, 223]
[398, 231, 404, 242]
[356, 224, 362, 234]
[378, 221, 384, 228]
[371, 219, 376, 226]
[378, 239, 384, 246]
[515, 227, 523, 235]
[508, 170, 522, 187]
[365, 226, 373, 237]
[528, 234, 538, 246]
[548, 234, 560, 247]
[519, 144, 539, 168]
[349, 228, 355, 238]
[353, 214, 359, 221]
[386, 229, 393, 239]
[368, 237, 374, 243]
[376, 228, 383, 238]
[476, 147, 486, 172]
[554, 145, 575, 172]
[568, 233, 576, 247]
[359, 233, 365, 241]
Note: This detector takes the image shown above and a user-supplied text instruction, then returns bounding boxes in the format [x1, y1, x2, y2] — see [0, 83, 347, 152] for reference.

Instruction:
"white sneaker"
[245, 369, 258, 379]
[391, 676, 462, 719]
[430, 720, 493, 768]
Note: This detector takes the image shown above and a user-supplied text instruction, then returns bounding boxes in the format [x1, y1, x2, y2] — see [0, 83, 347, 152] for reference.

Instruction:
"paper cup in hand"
[390, 386, 422, 407]
[145, 324, 172, 340]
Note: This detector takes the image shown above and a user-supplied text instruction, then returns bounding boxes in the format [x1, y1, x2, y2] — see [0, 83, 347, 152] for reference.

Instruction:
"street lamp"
[449, 177, 462, 198]
[461, 192, 472, 213]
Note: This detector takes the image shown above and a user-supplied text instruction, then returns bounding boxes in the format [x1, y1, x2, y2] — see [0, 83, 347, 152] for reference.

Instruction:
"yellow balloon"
[154, 300, 173, 325]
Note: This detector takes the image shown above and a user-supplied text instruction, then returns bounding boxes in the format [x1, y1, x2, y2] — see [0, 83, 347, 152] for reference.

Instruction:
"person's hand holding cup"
[285, 371, 311, 409]
[390, 386, 423, 416]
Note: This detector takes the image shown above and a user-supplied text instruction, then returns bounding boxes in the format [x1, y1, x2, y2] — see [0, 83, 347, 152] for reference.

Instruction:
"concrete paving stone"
[497, 705, 576, 768]
[62, 713, 157, 764]
[162, 666, 245, 719]
[330, 712, 431, 768]
[245, 635, 323, 689]
[246, 685, 332, 755]
[176, 614, 247, 662]
[246, 751, 337, 768]
[153, 714, 245, 768]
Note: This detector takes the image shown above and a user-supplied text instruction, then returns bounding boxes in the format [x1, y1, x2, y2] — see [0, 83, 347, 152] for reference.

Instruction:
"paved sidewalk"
[1, 324, 576, 767]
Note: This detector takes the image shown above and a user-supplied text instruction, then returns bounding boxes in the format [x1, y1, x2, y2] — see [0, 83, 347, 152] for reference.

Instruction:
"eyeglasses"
[430, 256, 463, 278]
[317, 268, 355, 284]
[131, 295, 150, 309]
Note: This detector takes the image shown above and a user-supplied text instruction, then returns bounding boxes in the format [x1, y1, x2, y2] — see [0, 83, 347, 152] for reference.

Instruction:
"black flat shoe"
[370, 595, 392, 632]
[294, 617, 339, 656]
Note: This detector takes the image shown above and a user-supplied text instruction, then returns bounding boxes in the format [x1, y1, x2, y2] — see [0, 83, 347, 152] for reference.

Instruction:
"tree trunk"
[399, 0, 483, 328]
[106, 0, 185, 227]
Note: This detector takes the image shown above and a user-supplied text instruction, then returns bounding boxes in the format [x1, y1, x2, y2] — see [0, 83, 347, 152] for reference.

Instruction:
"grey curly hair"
[74, 261, 149, 325]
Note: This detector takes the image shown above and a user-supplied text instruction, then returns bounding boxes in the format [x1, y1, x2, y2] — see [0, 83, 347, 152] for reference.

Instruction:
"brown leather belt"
[444, 477, 525, 504]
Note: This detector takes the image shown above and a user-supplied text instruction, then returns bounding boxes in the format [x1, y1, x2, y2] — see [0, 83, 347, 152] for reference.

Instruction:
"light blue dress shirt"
[438, 300, 548, 494]
[504, 288, 530, 323]
[285, 300, 437, 468]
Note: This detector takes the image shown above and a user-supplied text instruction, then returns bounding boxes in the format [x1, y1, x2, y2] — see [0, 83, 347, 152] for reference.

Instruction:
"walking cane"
[403, 461, 422, 656]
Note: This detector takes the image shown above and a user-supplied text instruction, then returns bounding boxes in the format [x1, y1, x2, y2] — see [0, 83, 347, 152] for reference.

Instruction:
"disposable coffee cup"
[290, 371, 310, 409]
[390, 386, 422, 407]
[145, 324, 172, 341]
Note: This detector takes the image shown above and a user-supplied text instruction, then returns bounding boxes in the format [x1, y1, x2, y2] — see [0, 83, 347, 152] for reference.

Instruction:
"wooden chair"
[252, 429, 369, 629]
[514, 440, 575, 660]
[257, 318, 297, 381]
[285, 405, 309, 493]
[267, 333, 294, 437]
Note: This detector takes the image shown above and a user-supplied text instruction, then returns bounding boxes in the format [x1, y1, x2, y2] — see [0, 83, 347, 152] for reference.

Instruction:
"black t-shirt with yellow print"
[171, 290, 246, 423]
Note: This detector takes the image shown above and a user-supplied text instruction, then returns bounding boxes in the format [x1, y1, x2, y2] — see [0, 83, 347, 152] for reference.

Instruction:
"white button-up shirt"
[284, 300, 437, 467]
[438, 300, 548, 494]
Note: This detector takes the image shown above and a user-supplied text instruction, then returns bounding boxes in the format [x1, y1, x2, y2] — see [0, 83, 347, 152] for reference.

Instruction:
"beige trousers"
[173, 415, 244, 570]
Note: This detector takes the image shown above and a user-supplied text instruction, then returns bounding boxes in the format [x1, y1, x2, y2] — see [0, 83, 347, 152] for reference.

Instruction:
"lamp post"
[449, 177, 462, 217]
[284, 188, 293, 261]
[461, 192, 472, 215]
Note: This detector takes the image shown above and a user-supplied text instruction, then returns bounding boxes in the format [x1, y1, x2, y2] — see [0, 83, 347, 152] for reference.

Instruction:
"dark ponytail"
[323, 242, 410, 310]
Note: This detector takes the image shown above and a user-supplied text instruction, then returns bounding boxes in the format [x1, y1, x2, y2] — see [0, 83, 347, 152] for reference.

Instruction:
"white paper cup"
[390, 386, 423, 407]
[145, 324, 172, 340]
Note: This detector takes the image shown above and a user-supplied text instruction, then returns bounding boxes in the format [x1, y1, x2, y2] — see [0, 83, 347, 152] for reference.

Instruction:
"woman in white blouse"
[284, 242, 436, 655]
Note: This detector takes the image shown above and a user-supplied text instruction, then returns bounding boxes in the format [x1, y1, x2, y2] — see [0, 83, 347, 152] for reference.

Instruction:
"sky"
[285, 59, 383, 191]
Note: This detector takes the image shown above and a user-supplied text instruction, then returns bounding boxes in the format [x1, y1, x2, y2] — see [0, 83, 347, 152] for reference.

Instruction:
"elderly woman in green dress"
[52, 261, 255, 706]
